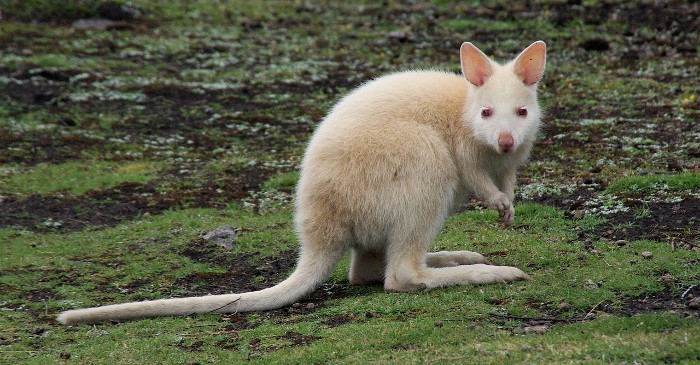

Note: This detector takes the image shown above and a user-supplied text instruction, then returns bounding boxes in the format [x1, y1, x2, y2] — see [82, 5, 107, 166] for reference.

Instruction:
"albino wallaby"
[58, 41, 546, 325]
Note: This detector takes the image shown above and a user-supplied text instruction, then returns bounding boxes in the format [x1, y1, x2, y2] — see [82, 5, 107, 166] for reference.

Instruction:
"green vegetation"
[0, 0, 698, 364]
[1, 161, 158, 195]
[605, 172, 700, 194]
[0, 0, 102, 22]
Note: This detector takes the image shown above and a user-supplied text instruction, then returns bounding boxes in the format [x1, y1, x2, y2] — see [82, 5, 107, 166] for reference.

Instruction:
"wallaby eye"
[516, 107, 528, 117]
[481, 108, 493, 118]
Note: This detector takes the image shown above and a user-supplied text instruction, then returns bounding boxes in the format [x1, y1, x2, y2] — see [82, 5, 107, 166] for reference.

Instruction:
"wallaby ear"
[513, 41, 546, 86]
[460, 42, 493, 87]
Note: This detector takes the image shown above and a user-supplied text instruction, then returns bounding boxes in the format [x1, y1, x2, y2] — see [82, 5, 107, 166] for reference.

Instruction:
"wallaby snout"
[498, 132, 514, 153]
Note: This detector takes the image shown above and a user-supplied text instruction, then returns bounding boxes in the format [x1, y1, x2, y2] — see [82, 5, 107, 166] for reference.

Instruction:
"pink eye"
[481, 108, 492, 118]
[517, 107, 528, 117]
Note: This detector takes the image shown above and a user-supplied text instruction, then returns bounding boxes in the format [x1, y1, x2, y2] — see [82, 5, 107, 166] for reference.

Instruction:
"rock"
[72, 19, 129, 31]
[688, 297, 700, 310]
[98, 1, 143, 21]
[641, 251, 653, 259]
[388, 30, 412, 42]
[203, 226, 238, 251]
[558, 302, 571, 311]
[615, 239, 627, 247]
[434, 320, 443, 328]
[513, 325, 548, 334]
[305, 302, 316, 310]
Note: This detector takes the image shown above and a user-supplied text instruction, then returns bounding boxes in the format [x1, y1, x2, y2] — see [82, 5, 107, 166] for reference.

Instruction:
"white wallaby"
[57, 41, 546, 325]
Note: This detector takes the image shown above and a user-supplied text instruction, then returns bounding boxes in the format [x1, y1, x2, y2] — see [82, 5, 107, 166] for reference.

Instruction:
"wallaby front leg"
[497, 170, 517, 203]
[465, 170, 514, 227]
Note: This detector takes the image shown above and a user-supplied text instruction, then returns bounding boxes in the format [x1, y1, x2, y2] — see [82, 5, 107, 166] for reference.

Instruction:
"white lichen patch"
[516, 182, 577, 200]
[583, 193, 630, 215]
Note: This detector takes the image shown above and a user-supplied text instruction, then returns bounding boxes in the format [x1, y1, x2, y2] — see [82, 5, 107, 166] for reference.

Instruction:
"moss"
[0, 0, 102, 23]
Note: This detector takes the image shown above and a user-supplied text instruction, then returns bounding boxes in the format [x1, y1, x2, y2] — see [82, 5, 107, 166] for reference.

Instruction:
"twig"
[681, 285, 697, 299]
[585, 299, 605, 319]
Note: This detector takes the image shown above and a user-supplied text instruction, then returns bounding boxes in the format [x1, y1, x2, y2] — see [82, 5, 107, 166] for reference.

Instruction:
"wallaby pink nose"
[498, 132, 514, 153]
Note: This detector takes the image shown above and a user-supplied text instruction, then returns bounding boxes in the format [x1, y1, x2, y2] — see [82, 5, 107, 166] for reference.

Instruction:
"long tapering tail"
[57, 251, 340, 325]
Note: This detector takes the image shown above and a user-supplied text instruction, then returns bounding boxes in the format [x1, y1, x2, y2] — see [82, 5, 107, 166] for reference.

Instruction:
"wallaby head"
[460, 41, 546, 154]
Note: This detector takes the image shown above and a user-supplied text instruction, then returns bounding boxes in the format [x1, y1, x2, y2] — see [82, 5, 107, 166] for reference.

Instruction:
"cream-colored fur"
[57, 41, 546, 325]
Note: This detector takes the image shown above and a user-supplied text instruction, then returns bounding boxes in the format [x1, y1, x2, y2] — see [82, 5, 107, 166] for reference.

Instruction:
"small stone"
[687, 297, 700, 310]
[142, 212, 151, 218]
[388, 30, 409, 41]
[615, 240, 627, 247]
[305, 303, 316, 310]
[487, 296, 505, 305]
[586, 279, 600, 287]
[72, 19, 127, 31]
[203, 226, 238, 251]
[292, 302, 302, 309]
[558, 302, 571, 311]
[513, 325, 548, 334]
[434, 320, 443, 328]
[572, 210, 585, 220]
[98, 1, 143, 21]
[641, 251, 653, 259]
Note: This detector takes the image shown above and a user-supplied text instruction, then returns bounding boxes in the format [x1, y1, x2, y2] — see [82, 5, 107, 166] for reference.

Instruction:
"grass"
[0, 0, 698, 364]
[605, 172, 700, 194]
[1, 205, 698, 364]
[0, 161, 159, 195]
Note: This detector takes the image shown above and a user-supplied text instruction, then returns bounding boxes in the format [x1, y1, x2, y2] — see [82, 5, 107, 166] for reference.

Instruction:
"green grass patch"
[262, 171, 300, 190]
[2, 203, 698, 364]
[605, 172, 700, 194]
[0, 0, 101, 22]
[0, 161, 159, 195]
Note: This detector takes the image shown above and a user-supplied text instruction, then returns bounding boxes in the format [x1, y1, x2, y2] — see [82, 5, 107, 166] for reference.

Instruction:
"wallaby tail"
[57, 251, 340, 325]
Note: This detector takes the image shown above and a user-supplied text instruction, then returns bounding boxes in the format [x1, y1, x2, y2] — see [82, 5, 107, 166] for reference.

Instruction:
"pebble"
[641, 251, 653, 259]
[513, 325, 548, 334]
[203, 226, 238, 251]
[615, 239, 627, 247]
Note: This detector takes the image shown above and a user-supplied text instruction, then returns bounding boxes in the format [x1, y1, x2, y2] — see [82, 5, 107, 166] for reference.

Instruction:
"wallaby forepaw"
[488, 194, 514, 227]
[500, 206, 515, 227]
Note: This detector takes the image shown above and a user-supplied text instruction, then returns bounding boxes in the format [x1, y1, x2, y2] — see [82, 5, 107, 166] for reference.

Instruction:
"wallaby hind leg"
[349, 249, 386, 285]
[425, 251, 492, 267]
[384, 230, 529, 292]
